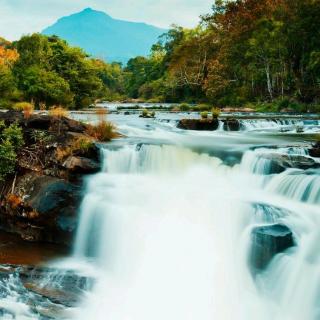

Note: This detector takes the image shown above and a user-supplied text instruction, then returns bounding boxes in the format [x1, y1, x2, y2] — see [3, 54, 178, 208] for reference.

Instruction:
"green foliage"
[30, 130, 53, 145]
[200, 111, 209, 119]
[0, 34, 125, 109]
[119, 0, 320, 109]
[0, 140, 17, 181]
[179, 103, 191, 111]
[212, 107, 221, 118]
[2, 0, 320, 110]
[0, 121, 24, 180]
[197, 104, 211, 112]
[142, 109, 149, 117]
[1, 122, 24, 149]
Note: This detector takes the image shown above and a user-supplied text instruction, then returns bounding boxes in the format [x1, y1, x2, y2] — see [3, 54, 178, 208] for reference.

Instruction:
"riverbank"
[0, 110, 105, 246]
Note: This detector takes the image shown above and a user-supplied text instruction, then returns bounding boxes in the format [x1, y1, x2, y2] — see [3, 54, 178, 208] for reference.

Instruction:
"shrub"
[13, 102, 34, 119]
[49, 106, 69, 118]
[179, 103, 191, 112]
[56, 136, 95, 161]
[192, 105, 200, 112]
[72, 137, 94, 152]
[197, 104, 211, 112]
[1, 122, 24, 149]
[200, 111, 209, 119]
[86, 121, 117, 142]
[0, 121, 24, 181]
[0, 140, 17, 181]
[212, 107, 221, 118]
[150, 111, 156, 118]
[30, 130, 53, 145]
[142, 109, 149, 117]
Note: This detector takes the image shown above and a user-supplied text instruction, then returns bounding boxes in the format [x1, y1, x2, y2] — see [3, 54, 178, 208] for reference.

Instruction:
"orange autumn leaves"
[0, 39, 19, 67]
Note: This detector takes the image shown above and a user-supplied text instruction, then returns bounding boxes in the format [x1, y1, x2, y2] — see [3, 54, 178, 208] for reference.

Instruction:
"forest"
[1, 0, 320, 111]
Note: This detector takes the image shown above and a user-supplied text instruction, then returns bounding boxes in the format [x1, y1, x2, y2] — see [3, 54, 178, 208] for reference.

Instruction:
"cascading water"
[1, 112, 319, 319]
[70, 139, 320, 320]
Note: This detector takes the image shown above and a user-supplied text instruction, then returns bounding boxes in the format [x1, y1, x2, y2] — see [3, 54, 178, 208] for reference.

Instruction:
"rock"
[0, 264, 92, 318]
[250, 224, 295, 271]
[260, 153, 319, 171]
[63, 156, 101, 174]
[177, 119, 219, 131]
[0, 176, 81, 244]
[26, 115, 52, 130]
[0, 110, 24, 125]
[309, 142, 320, 158]
[0, 111, 102, 245]
[223, 118, 241, 131]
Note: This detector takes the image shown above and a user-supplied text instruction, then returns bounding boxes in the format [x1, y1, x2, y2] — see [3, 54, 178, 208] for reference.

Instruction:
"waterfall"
[71, 142, 320, 320]
[240, 119, 320, 132]
[266, 169, 320, 204]
[72, 145, 264, 320]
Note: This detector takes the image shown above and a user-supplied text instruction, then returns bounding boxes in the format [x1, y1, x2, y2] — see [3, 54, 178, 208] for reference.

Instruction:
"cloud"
[0, 0, 213, 40]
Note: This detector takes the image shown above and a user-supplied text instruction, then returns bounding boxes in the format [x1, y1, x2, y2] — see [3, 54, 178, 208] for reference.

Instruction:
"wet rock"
[250, 224, 295, 271]
[0, 264, 92, 318]
[177, 119, 219, 131]
[260, 153, 319, 171]
[63, 156, 101, 174]
[23, 282, 81, 308]
[309, 142, 320, 158]
[223, 118, 241, 131]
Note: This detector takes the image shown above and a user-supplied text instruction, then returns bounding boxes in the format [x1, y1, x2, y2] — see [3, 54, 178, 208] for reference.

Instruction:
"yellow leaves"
[0, 46, 19, 67]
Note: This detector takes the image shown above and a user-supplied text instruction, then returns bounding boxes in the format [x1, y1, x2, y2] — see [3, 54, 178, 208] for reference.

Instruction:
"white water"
[1, 113, 320, 319]
[71, 140, 320, 320]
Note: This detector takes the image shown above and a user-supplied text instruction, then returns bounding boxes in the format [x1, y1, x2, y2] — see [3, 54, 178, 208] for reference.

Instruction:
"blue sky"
[0, 0, 213, 40]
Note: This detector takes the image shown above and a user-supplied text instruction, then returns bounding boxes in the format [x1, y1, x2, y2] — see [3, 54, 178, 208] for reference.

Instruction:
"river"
[0, 112, 319, 319]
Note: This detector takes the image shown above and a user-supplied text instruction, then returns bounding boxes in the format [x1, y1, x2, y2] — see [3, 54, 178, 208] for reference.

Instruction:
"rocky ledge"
[0, 111, 102, 245]
[177, 118, 219, 131]
[258, 153, 320, 173]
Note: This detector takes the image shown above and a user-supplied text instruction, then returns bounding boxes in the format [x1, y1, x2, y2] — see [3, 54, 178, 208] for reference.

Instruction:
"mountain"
[42, 8, 167, 64]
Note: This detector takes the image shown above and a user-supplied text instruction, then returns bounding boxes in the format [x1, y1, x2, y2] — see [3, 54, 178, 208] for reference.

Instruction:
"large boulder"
[63, 156, 101, 174]
[250, 224, 295, 271]
[0, 175, 81, 244]
[177, 119, 219, 131]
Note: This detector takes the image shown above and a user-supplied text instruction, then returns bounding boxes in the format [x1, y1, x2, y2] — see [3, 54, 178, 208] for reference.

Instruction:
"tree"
[19, 66, 73, 107]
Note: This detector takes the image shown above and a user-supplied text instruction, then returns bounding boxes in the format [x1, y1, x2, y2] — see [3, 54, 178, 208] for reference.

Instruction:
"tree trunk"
[265, 62, 273, 100]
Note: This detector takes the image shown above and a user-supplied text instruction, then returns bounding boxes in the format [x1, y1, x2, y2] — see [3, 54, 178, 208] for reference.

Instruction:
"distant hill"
[42, 8, 167, 64]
